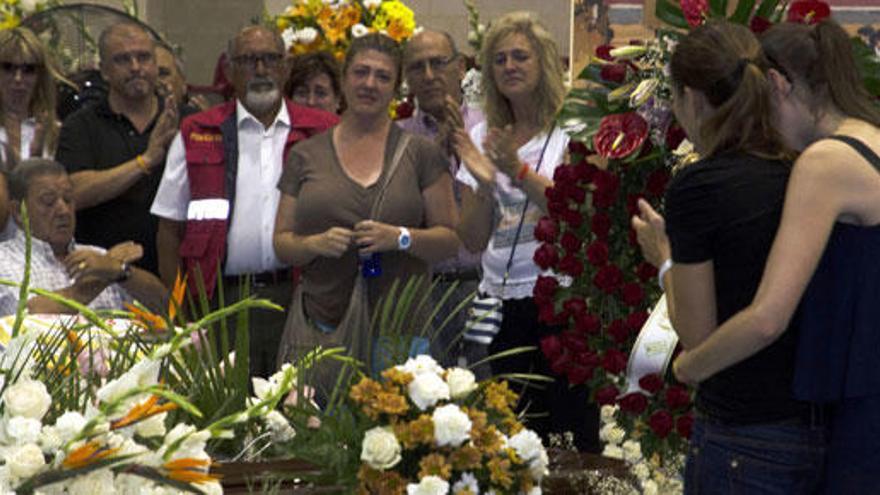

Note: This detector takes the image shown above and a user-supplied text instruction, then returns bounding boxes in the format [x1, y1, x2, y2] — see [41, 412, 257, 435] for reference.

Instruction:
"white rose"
[642, 479, 659, 495]
[54, 411, 87, 442]
[451, 472, 478, 494]
[622, 440, 642, 463]
[599, 423, 625, 445]
[602, 444, 624, 460]
[400, 355, 444, 376]
[632, 461, 650, 481]
[529, 448, 550, 481]
[4, 380, 51, 420]
[6, 443, 45, 479]
[408, 372, 450, 411]
[599, 405, 618, 424]
[509, 429, 544, 462]
[39, 425, 61, 451]
[6, 416, 41, 444]
[67, 469, 115, 495]
[296, 27, 319, 45]
[360, 427, 401, 471]
[135, 412, 167, 438]
[432, 404, 471, 448]
[445, 368, 477, 399]
[351, 23, 370, 38]
[406, 475, 450, 495]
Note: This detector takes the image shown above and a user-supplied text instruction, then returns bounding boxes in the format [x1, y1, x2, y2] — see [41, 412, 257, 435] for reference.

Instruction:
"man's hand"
[107, 241, 144, 265]
[142, 95, 180, 171]
[64, 249, 126, 282]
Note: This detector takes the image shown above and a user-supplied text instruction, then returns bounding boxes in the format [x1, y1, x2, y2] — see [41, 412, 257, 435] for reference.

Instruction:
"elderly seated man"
[0, 159, 167, 316]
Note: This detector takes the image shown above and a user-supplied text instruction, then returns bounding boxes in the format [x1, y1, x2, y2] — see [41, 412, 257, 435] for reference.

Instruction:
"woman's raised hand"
[483, 125, 520, 178]
[631, 198, 671, 267]
[451, 128, 497, 187]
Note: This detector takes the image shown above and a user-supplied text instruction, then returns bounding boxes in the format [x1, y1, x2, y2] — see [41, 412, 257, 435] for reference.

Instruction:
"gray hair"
[226, 25, 285, 59]
[8, 159, 66, 201]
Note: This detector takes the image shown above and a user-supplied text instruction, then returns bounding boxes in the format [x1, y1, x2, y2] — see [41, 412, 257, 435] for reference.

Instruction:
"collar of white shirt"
[234, 99, 291, 131]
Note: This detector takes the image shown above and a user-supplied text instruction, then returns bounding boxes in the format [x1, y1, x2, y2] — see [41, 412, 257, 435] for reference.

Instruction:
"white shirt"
[150, 101, 290, 275]
[0, 117, 50, 166]
[457, 122, 569, 299]
[0, 228, 131, 316]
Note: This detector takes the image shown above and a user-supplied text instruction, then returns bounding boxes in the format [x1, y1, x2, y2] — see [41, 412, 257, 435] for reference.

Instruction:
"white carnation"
[296, 27, 319, 45]
[599, 423, 625, 445]
[6, 416, 41, 444]
[406, 475, 450, 495]
[54, 411, 87, 442]
[408, 372, 450, 411]
[4, 379, 51, 420]
[351, 23, 370, 38]
[281, 27, 296, 50]
[600, 405, 619, 424]
[5, 443, 45, 479]
[135, 412, 167, 438]
[529, 447, 550, 481]
[67, 469, 115, 495]
[445, 368, 477, 399]
[622, 439, 642, 463]
[432, 404, 471, 448]
[509, 429, 545, 462]
[39, 425, 62, 451]
[451, 472, 478, 494]
[360, 427, 401, 471]
[602, 444, 624, 459]
[400, 355, 444, 376]
[632, 461, 651, 481]
[642, 479, 659, 495]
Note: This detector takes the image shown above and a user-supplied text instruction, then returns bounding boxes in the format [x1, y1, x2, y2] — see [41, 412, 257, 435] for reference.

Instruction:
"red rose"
[564, 184, 587, 205]
[787, 0, 830, 24]
[607, 319, 629, 344]
[533, 275, 559, 301]
[538, 302, 560, 325]
[560, 232, 582, 254]
[626, 311, 649, 332]
[558, 255, 584, 277]
[561, 332, 589, 354]
[749, 15, 773, 34]
[626, 194, 644, 216]
[595, 44, 614, 61]
[576, 350, 600, 369]
[648, 409, 675, 438]
[636, 262, 658, 282]
[585, 241, 609, 267]
[595, 385, 620, 405]
[628, 227, 638, 246]
[665, 123, 687, 150]
[562, 209, 584, 228]
[574, 162, 597, 184]
[569, 140, 590, 156]
[591, 213, 612, 238]
[534, 217, 559, 243]
[550, 350, 572, 375]
[600, 63, 627, 84]
[645, 169, 670, 198]
[638, 373, 665, 394]
[665, 385, 691, 410]
[548, 200, 568, 219]
[594, 264, 623, 294]
[680, 0, 709, 28]
[618, 392, 649, 415]
[540, 334, 563, 361]
[553, 164, 576, 184]
[545, 184, 564, 203]
[563, 297, 587, 317]
[601, 349, 628, 374]
[592, 171, 621, 209]
[676, 413, 694, 439]
[566, 363, 593, 385]
[594, 112, 649, 160]
[621, 283, 645, 307]
[394, 99, 414, 119]
[575, 313, 601, 335]
[533, 243, 559, 270]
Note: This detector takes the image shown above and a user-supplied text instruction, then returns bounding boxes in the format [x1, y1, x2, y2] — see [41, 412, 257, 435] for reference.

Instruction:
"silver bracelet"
[658, 258, 673, 292]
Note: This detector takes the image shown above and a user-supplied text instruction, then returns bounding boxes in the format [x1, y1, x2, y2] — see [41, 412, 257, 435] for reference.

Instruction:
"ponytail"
[813, 20, 880, 126]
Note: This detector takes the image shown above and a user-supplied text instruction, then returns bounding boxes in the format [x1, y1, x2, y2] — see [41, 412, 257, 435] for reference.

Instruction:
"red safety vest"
[179, 99, 338, 298]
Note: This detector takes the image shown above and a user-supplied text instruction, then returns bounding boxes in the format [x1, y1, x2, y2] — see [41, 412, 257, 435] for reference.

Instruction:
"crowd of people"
[0, 7, 878, 492]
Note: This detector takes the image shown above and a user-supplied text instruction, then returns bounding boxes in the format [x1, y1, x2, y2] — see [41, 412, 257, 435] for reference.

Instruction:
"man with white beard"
[150, 26, 338, 377]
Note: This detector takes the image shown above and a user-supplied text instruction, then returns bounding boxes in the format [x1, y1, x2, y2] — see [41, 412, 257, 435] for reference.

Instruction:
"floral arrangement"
[0, 0, 56, 30]
[349, 355, 547, 495]
[535, 0, 880, 489]
[274, 0, 417, 60]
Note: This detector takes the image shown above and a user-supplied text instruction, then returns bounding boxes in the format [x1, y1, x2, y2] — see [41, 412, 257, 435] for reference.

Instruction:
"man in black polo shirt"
[56, 23, 178, 275]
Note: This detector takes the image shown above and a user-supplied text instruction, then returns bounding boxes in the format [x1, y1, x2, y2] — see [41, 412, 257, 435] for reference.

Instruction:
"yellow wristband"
[135, 154, 150, 174]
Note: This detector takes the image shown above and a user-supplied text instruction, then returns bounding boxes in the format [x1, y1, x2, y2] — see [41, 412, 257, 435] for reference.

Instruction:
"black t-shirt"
[665, 152, 809, 424]
[56, 97, 164, 274]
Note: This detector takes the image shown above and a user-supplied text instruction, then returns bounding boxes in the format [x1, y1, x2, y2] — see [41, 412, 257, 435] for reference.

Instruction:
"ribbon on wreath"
[623, 294, 679, 394]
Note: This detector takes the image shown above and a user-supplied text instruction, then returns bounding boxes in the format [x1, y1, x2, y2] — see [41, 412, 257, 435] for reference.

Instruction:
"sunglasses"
[0, 61, 38, 75]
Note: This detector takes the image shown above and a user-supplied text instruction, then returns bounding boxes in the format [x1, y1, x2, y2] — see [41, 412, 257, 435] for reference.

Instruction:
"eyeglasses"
[109, 51, 154, 68]
[232, 52, 284, 71]
[405, 55, 456, 75]
[0, 62, 38, 75]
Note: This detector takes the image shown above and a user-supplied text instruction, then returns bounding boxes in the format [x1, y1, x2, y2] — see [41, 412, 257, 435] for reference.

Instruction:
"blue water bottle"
[360, 252, 383, 278]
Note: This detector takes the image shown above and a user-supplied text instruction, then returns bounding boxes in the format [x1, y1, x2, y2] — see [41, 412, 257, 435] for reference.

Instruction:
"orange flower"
[66, 330, 85, 353]
[339, 3, 362, 29]
[63, 441, 120, 470]
[168, 270, 187, 322]
[163, 457, 221, 484]
[111, 395, 179, 430]
[386, 19, 410, 43]
[126, 303, 168, 332]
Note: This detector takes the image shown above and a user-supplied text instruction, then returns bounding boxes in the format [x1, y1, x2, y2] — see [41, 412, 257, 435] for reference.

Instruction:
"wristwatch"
[115, 261, 132, 283]
[397, 227, 412, 251]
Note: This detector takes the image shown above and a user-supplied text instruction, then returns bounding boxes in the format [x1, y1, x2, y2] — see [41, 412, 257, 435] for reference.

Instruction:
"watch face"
[399, 229, 412, 249]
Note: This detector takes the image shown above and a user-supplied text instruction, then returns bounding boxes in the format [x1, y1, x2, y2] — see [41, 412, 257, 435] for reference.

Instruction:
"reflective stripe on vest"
[186, 199, 230, 220]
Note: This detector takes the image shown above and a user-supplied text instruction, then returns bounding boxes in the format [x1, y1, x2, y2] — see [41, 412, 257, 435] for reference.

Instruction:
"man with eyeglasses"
[56, 23, 179, 276]
[150, 26, 338, 378]
[398, 30, 485, 369]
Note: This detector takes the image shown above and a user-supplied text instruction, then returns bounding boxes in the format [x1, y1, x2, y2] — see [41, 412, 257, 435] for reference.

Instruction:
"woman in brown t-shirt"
[273, 35, 459, 345]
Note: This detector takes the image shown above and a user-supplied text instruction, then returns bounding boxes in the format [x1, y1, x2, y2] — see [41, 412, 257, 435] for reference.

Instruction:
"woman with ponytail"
[669, 19, 880, 491]
[632, 20, 827, 493]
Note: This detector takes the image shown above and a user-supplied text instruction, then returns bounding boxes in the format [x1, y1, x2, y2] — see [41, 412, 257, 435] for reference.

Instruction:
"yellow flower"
[484, 381, 518, 414]
[381, 367, 413, 386]
[339, 3, 362, 29]
[418, 453, 452, 480]
[487, 456, 514, 489]
[276, 17, 290, 31]
[374, 391, 409, 417]
[393, 414, 434, 448]
[449, 445, 482, 471]
[473, 425, 503, 454]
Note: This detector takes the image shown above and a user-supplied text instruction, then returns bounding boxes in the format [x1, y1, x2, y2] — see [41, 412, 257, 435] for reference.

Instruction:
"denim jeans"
[685, 415, 827, 495]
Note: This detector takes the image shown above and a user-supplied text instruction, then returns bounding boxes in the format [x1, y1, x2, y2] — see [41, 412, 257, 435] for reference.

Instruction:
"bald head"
[227, 25, 284, 59]
[99, 23, 154, 62]
[403, 29, 465, 119]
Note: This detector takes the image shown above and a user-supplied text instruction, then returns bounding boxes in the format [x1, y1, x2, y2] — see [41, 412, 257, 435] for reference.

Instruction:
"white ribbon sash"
[624, 294, 679, 394]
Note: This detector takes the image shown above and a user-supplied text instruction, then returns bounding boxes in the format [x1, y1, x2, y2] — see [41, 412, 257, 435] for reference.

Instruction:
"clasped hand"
[310, 221, 400, 258]
[65, 241, 143, 282]
[451, 125, 520, 188]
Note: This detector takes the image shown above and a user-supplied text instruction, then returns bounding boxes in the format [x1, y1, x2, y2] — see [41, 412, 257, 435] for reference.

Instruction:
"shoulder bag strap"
[500, 124, 557, 295]
[370, 133, 413, 219]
